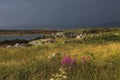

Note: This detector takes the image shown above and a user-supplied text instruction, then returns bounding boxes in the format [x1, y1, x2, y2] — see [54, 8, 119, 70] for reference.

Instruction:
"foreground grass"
[0, 42, 120, 80]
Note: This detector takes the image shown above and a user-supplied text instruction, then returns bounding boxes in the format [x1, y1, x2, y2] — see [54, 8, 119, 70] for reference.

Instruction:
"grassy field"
[0, 28, 120, 80]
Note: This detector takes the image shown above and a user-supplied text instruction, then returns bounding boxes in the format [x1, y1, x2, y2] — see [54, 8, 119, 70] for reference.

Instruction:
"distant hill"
[0, 22, 120, 30]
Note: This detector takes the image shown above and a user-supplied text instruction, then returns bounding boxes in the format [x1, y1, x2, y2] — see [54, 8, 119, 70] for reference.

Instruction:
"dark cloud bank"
[0, 0, 120, 29]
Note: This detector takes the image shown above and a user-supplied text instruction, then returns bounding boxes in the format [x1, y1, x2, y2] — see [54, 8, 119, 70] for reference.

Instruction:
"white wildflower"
[61, 71, 66, 75]
[50, 78, 54, 80]
[63, 76, 67, 79]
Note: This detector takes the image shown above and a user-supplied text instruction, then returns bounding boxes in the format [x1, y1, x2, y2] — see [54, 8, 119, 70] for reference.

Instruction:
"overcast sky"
[0, 0, 120, 26]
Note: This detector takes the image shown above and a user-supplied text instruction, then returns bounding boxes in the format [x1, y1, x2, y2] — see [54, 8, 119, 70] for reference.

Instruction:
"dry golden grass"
[0, 42, 119, 67]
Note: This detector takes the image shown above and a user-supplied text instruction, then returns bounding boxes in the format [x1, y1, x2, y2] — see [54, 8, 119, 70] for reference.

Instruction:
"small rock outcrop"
[0, 39, 29, 46]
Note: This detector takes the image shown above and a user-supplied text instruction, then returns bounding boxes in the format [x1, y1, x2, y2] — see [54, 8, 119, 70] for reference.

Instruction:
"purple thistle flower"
[61, 55, 76, 67]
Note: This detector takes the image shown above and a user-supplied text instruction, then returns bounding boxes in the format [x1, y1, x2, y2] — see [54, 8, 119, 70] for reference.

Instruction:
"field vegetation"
[0, 28, 120, 80]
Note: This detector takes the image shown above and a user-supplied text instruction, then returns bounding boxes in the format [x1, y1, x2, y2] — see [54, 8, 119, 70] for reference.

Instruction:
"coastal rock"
[76, 35, 80, 38]
[7, 45, 12, 48]
[29, 38, 56, 46]
[29, 40, 42, 46]
[13, 43, 26, 48]
[6, 43, 30, 48]
[0, 39, 29, 46]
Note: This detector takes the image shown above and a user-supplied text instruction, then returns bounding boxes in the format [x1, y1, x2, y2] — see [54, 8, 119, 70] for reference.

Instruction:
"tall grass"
[0, 42, 120, 80]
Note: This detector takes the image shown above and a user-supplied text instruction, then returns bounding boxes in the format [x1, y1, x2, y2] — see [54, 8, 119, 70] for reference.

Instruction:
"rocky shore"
[0, 38, 57, 48]
[0, 29, 87, 47]
[0, 28, 112, 48]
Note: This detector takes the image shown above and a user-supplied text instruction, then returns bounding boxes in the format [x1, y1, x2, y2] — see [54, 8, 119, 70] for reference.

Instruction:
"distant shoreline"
[0, 30, 58, 36]
[0, 27, 120, 36]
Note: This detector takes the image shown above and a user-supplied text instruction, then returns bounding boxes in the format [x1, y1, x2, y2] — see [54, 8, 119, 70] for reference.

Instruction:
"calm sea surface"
[0, 34, 41, 41]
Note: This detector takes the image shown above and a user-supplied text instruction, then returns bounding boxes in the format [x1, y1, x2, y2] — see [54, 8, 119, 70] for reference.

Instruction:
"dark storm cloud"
[0, 0, 120, 26]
